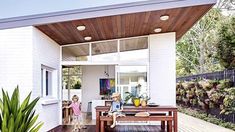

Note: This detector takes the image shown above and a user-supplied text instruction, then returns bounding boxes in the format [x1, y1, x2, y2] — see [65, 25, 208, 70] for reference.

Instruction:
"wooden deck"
[54, 112, 234, 132]
[48, 125, 165, 132]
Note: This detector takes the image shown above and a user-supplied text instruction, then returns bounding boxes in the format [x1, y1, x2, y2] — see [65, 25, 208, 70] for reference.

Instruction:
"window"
[41, 65, 56, 97]
[62, 66, 82, 101]
[62, 66, 82, 90]
[62, 44, 89, 61]
[116, 66, 148, 102]
[91, 40, 118, 62]
[61, 36, 149, 63]
[120, 37, 148, 62]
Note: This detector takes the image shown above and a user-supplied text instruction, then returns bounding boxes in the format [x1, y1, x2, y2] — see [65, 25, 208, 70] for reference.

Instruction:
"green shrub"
[72, 81, 81, 89]
[220, 87, 235, 115]
[0, 87, 43, 132]
[182, 81, 195, 89]
[218, 79, 233, 89]
[209, 90, 224, 104]
[177, 79, 234, 114]
[198, 80, 213, 90]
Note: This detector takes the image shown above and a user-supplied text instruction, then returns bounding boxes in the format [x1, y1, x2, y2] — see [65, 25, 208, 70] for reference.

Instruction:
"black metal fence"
[177, 69, 235, 86]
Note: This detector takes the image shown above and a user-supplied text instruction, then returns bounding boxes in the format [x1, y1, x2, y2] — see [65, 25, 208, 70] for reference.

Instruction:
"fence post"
[233, 69, 235, 87]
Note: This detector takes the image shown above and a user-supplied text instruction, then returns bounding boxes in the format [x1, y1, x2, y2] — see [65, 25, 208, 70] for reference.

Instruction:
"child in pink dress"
[67, 95, 82, 131]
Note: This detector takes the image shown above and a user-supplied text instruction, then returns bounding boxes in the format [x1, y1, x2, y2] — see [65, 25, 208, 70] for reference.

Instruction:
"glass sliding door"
[116, 66, 148, 103]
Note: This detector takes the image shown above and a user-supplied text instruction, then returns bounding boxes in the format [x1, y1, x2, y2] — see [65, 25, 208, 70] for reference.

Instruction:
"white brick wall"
[32, 27, 61, 131]
[149, 33, 176, 106]
[0, 27, 33, 100]
[0, 27, 61, 131]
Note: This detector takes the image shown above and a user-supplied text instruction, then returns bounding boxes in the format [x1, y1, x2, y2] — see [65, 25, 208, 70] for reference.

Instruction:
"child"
[66, 95, 83, 131]
[108, 93, 125, 128]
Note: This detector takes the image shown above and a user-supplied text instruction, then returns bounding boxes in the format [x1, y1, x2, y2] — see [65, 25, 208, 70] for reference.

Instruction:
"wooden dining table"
[95, 105, 178, 132]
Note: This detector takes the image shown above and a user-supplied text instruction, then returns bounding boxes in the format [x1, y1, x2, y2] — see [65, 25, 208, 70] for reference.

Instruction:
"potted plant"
[124, 92, 141, 107]
[140, 93, 151, 107]
[0, 86, 43, 132]
[124, 84, 142, 107]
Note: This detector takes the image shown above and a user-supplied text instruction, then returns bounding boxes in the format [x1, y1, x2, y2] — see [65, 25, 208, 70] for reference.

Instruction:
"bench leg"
[101, 121, 105, 132]
[173, 111, 178, 132]
[96, 111, 100, 132]
[167, 121, 172, 132]
[161, 121, 165, 130]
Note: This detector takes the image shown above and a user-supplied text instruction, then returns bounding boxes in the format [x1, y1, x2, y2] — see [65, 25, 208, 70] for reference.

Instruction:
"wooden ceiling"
[36, 4, 213, 45]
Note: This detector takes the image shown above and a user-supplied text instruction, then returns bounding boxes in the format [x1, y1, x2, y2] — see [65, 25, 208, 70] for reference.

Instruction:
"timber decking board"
[48, 125, 165, 132]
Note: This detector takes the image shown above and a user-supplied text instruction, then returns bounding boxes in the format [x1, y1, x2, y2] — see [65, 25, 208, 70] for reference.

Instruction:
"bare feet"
[82, 126, 87, 129]
[72, 128, 80, 132]
[110, 124, 116, 128]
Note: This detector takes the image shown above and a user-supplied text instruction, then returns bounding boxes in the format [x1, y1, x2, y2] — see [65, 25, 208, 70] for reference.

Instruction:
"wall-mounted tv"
[100, 78, 115, 95]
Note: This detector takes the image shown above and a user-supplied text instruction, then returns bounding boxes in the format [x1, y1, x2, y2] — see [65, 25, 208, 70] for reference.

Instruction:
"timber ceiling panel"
[36, 4, 213, 45]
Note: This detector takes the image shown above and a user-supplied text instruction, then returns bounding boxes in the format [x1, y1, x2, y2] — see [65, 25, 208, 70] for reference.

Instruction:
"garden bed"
[176, 78, 235, 124]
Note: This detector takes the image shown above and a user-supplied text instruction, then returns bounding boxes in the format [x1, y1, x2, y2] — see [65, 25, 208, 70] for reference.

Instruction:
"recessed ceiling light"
[84, 36, 92, 41]
[77, 25, 86, 31]
[160, 15, 169, 21]
[154, 28, 162, 33]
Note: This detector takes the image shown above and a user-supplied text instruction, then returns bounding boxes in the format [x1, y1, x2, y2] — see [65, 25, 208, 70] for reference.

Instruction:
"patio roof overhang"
[0, 0, 216, 45]
[35, 5, 214, 45]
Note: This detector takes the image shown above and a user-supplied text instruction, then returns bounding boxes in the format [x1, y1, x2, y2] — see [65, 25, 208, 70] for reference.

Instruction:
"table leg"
[96, 111, 100, 132]
[173, 111, 178, 132]
[167, 120, 172, 132]
[101, 121, 104, 132]
[167, 111, 172, 132]
[65, 108, 69, 124]
[161, 121, 165, 130]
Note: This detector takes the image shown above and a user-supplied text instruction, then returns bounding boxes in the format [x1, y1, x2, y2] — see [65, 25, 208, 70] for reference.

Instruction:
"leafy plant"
[198, 80, 213, 90]
[72, 81, 81, 89]
[124, 92, 141, 104]
[140, 93, 151, 101]
[217, 79, 233, 89]
[182, 81, 195, 89]
[220, 87, 235, 115]
[209, 90, 224, 104]
[186, 89, 195, 99]
[0, 86, 43, 132]
[124, 84, 142, 104]
[216, 17, 235, 69]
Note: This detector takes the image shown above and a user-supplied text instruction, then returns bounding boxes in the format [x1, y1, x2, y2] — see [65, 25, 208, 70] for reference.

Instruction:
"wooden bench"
[96, 106, 178, 132]
[99, 115, 173, 132]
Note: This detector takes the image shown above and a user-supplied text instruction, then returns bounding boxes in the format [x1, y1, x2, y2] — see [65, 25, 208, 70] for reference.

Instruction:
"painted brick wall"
[0, 26, 61, 131]
[149, 32, 176, 106]
[0, 27, 33, 100]
[32, 27, 61, 131]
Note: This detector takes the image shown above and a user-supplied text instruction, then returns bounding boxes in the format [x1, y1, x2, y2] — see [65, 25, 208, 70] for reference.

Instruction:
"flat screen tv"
[100, 78, 115, 95]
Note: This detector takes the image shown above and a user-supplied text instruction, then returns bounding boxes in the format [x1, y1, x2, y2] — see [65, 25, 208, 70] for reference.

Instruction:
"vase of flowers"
[140, 93, 151, 107]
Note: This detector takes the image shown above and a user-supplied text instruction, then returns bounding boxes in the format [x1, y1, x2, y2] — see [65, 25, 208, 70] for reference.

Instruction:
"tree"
[176, 8, 224, 76]
[217, 0, 235, 11]
[216, 17, 235, 69]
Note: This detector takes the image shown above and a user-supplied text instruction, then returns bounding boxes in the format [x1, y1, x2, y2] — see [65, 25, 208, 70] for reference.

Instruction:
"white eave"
[0, 0, 216, 30]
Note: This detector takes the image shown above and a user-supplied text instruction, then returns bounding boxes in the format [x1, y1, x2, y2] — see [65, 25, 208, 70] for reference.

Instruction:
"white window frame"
[41, 65, 57, 98]
[61, 35, 149, 66]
